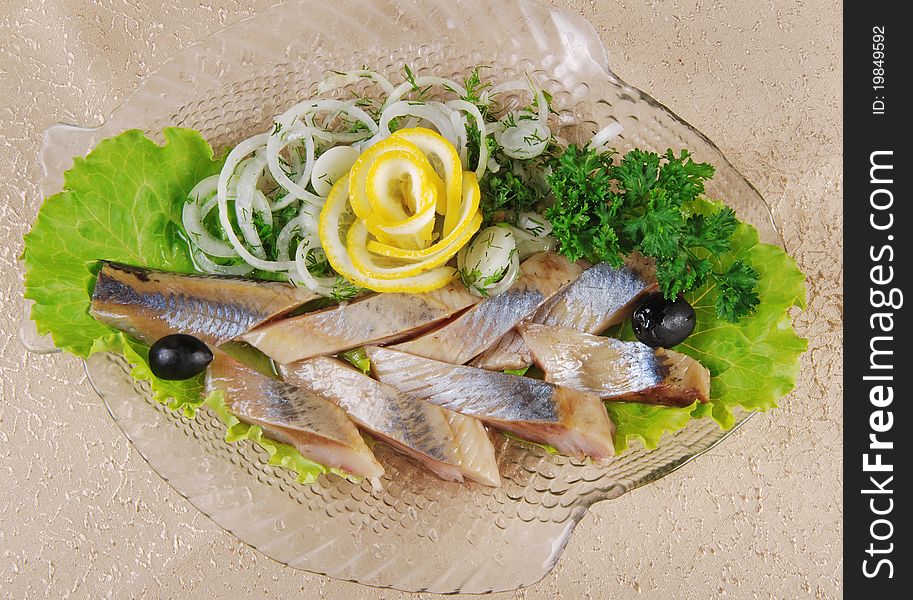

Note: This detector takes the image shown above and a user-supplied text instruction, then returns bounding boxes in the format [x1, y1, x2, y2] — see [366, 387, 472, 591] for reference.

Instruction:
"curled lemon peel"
[318, 128, 483, 293]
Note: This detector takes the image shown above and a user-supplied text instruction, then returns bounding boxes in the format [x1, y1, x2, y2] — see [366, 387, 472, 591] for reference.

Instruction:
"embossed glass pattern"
[27, 0, 782, 593]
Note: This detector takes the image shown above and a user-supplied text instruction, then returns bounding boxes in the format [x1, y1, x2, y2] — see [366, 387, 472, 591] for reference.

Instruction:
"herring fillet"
[281, 357, 501, 487]
[239, 283, 479, 364]
[90, 261, 318, 346]
[472, 257, 656, 371]
[390, 252, 583, 364]
[366, 346, 615, 459]
[520, 324, 710, 407]
[207, 354, 384, 478]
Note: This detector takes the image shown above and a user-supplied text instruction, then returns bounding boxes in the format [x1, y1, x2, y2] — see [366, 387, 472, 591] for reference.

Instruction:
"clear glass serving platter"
[22, 0, 783, 593]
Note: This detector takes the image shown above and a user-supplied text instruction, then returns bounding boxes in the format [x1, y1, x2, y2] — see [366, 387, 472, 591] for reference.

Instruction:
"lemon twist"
[319, 128, 483, 293]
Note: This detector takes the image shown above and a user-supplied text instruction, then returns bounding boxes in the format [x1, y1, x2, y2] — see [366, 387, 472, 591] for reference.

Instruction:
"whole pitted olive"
[149, 334, 214, 380]
[631, 294, 696, 348]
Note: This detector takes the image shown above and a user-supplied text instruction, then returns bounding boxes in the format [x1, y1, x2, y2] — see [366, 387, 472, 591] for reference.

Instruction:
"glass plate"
[23, 0, 784, 593]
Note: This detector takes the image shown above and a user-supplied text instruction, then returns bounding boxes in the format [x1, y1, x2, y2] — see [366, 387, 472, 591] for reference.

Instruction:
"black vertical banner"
[844, 2, 910, 597]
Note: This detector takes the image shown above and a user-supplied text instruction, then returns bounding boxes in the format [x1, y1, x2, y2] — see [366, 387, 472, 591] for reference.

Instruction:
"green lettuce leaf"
[608, 199, 807, 450]
[23, 128, 218, 357]
[22, 128, 346, 483]
[606, 402, 698, 454]
[117, 335, 208, 417]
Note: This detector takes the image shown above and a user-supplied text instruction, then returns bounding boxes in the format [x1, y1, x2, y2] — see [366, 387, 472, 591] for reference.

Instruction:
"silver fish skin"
[366, 346, 615, 459]
[280, 357, 501, 487]
[519, 324, 710, 407]
[472, 256, 656, 371]
[90, 261, 317, 347]
[239, 283, 478, 364]
[390, 252, 583, 365]
[206, 354, 384, 479]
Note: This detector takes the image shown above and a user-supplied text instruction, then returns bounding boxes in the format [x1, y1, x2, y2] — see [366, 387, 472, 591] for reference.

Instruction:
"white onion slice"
[311, 145, 360, 197]
[485, 80, 547, 120]
[192, 248, 254, 276]
[217, 133, 296, 272]
[188, 172, 218, 201]
[383, 75, 468, 108]
[481, 247, 520, 296]
[589, 122, 624, 154]
[457, 226, 519, 297]
[297, 204, 320, 235]
[377, 101, 459, 148]
[496, 120, 550, 159]
[590, 122, 623, 148]
[234, 154, 270, 258]
[447, 99, 489, 179]
[182, 176, 238, 258]
[517, 211, 552, 237]
[506, 224, 556, 259]
[296, 99, 379, 143]
[275, 218, 301, 264]
[291, 238, 337, 295]
[268, 99, 377, 202]
[449, 109, 469, 165]
[266, 123, 321, 203]
[485, 80, 551, 160]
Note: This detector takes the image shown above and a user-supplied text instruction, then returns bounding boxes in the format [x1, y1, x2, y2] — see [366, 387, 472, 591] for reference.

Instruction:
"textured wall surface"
[0, 0, 842, 598]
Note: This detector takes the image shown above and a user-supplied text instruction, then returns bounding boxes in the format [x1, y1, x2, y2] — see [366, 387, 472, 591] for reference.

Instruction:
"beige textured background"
[0, 0, 842, 598]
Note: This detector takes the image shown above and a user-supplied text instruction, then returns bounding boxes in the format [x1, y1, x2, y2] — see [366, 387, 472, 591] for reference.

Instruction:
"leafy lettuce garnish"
[23, 129, 212, 357]
[606, 401, 699, 454]
[22, 128, 344, 484]
[607, 199, 807, 452]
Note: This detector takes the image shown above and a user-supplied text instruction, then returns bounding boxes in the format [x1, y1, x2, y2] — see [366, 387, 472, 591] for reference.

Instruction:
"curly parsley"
[544, 145, 759, 321]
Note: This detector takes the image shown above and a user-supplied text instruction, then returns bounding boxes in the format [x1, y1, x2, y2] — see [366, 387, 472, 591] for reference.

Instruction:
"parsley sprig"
[544, 145, 759, 321]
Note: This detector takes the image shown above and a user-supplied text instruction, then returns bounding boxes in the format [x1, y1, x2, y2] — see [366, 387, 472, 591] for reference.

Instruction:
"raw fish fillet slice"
[391, 252, 583, 365]
[473, 257, 656, 371]
[207, 354, 384, 478]
[520, 324, 710, 407]
[281, 357, 501, 487]
[239, 283, 479, 364]
[366, 347, 615, 459]
[90, 261, 317, 347]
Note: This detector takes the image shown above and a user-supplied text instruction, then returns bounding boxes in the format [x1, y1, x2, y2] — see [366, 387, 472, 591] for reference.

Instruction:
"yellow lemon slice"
[347, 211, 480, 280]
[319, 174, 456, 293]
[364, 202, 437, 250]
[359, 147, 439, 249]
[348, 137, 428, 219]
[318, 129, 485, 295]
[366, 171, 482, 261]
[391, 127, 463, 236]
[365, 149, 438, 223]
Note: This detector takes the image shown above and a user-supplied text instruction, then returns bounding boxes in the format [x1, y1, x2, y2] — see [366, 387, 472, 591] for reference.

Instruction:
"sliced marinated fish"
[472, 257, 656, 371]
[239, 283, 479, 364]
[281, 357, 501, 487]
[90, 261, 317, 346]
[520, 324, 710, 407]
[390, 252, 583, 364]
[366, 346, 615, 459]
[206, 354, 384, 478]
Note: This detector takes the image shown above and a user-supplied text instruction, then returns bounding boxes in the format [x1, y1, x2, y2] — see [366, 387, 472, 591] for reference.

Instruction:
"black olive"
[631, 294, 696, 348]
[149, 334, 213, 380]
